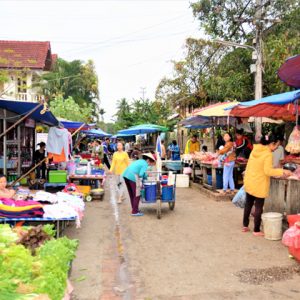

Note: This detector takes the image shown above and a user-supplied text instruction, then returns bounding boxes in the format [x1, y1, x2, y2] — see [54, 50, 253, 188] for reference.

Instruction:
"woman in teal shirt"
[123, 153, 156, 216]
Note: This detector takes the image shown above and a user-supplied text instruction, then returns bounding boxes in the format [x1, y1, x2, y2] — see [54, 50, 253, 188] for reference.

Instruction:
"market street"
[66, 178, 300, 300]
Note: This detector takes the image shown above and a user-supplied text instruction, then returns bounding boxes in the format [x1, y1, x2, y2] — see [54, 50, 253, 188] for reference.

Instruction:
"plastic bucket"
[207, 174, 223, 189]
[262, 212, 283, 240]
[144, 182, 157, 202]
[162, 186, 173, 202]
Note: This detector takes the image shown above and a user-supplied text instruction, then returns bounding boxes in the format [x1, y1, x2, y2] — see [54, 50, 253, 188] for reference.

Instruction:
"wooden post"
[3, 109, 7, 175]
[212, 166, 217, 190]
[17, 125, 21, 176]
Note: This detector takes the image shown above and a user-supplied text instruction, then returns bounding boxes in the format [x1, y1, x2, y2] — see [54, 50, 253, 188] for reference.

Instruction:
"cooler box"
[144, 182, 157, 202]
[48, 170, 67, 183]
[176, 174, 189, 188]
[162, 186, 174, 202]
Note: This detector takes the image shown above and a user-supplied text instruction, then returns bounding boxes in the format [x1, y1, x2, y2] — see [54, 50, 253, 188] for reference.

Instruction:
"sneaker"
[131, 212, 144, 217]
[253, 231, 264, 237]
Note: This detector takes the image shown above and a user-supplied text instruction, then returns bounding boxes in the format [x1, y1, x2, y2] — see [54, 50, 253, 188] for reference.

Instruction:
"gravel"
[236, 265, 300, 285]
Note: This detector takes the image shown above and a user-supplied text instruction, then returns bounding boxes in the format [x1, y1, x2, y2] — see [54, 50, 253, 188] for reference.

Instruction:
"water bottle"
[87, 162, 91, 175]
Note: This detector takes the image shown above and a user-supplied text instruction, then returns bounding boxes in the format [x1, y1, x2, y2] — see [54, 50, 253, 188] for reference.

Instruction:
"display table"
[198, 161, 247, 190]
[0, 217, 76, 238]
[69, 174, 105, 187]
[265, 178, 300, 215]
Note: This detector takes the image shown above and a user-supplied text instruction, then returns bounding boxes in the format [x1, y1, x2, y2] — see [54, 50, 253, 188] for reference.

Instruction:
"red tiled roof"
[0, 40, 55, 70]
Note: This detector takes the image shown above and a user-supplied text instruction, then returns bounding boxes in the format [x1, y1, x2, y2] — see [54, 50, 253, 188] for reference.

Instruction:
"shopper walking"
[243, 134, 292, 236]
[109, 142, 130, 204]
[122, 153, 156, 216]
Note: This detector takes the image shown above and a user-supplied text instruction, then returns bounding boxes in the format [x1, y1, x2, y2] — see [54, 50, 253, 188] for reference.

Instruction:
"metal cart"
[141, 171, 176, 219]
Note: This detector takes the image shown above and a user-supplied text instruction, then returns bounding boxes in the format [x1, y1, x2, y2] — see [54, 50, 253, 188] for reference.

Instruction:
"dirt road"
[67, 179, 300, 300]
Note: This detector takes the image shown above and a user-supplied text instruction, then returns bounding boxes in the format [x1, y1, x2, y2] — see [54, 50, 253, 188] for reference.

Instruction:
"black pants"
[243, 193, 265, 232]
[36, 164, 46, 179]
[103, 154, 111, 169]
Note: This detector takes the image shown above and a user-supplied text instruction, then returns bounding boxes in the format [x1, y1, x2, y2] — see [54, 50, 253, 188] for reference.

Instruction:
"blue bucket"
[162, 186, 173, 202]
[207, 173, 223, 189]
[144, 182, 157, 202]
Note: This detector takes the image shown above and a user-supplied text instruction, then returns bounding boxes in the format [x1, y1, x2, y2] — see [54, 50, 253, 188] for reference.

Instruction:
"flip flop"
[242, 227, 250, 232]
[253, 231, 264, 237]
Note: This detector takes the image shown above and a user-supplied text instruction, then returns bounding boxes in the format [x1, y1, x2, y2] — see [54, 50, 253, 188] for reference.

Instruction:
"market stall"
[230, 90, 300, 214]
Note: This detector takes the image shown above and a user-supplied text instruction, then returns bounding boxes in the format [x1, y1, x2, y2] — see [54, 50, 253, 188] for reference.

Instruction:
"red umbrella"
[278, 55, 300, 88]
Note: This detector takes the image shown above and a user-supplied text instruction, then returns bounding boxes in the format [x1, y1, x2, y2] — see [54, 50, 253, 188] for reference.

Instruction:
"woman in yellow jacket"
[109, 142, 130, 204]
[243, 134, 292, 236]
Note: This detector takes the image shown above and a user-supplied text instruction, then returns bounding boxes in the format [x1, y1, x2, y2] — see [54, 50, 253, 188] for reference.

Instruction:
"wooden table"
[198, 162, 247, 190]
[265, 178, 300, 215]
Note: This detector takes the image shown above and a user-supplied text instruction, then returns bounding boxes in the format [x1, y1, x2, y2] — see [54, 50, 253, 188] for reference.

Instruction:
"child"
[0, 174, 16, 199]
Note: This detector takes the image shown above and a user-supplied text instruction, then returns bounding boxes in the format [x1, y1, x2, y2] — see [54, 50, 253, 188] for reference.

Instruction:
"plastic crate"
[48, 170, 67, 183]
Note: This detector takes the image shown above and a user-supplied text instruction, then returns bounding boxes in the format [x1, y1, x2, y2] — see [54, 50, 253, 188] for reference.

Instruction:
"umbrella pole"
[212, 117, 216, 151]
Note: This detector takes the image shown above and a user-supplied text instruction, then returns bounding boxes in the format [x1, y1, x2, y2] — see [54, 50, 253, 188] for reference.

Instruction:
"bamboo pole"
[10, 122, 86, 187]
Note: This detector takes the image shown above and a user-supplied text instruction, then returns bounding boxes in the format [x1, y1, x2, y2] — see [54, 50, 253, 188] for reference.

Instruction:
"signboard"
[25, 118, 36, 128]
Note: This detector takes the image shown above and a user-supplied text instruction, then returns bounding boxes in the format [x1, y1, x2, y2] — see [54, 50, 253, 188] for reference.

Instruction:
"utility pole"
[254, 0, 263, 141]
[140, 87, 146, 100]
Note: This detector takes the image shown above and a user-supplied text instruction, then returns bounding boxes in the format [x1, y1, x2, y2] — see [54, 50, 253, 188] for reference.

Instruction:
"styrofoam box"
[176, 174, 189, 188]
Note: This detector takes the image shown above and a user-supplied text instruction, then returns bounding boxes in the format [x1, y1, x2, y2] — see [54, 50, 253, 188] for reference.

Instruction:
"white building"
[0, 40, 57, 102]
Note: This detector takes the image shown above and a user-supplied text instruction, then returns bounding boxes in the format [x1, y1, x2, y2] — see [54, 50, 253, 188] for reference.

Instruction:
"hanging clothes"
[47, 127, 70, 162]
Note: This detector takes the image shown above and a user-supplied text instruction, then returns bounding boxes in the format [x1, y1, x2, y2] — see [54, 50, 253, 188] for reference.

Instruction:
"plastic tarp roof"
[82, 128, 112, 137]
[118, 124, 168, 135]
[231, 89, 300, 107]
[0, 99, 59, 126]
[193, 102, 239, 117]
[278, 55, 300, 88]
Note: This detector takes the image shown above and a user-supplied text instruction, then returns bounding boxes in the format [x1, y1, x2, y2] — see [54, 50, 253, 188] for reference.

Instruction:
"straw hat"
[142, 153, 156, 162]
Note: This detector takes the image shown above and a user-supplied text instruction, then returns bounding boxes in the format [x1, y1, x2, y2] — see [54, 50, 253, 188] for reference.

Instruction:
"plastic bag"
[286, 126, 300, 154]
[232, 186, 246, 208]
[282, 222, 300, 249]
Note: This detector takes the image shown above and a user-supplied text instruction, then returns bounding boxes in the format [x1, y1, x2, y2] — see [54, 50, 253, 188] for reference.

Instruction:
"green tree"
[50, 96, 93, 123]
[35, 58, 99, 107]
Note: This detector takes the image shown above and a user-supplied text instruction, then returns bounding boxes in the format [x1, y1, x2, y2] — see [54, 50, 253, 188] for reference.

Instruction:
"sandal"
[253, 231, 264, 237]
[242, 227, 250, 232]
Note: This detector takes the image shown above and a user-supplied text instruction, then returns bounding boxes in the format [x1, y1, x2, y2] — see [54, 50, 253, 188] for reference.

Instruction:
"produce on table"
[0, 225, 78, 300]
[286, 126, 300, 154]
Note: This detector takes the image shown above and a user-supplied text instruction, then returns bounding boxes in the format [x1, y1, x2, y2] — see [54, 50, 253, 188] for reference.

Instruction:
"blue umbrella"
[82, 128, 112, 138]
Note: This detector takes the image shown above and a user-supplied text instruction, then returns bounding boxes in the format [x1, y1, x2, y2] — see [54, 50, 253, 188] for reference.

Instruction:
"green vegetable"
[0, 224, 18, 244]
[42, 224, 56, 237]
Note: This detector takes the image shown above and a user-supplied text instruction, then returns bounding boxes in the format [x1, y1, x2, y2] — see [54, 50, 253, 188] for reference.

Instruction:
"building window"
[17, 77, 27, 93]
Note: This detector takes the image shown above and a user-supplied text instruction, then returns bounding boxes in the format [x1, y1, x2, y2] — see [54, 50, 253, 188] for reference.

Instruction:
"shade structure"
[0, 99, 58, 126]
[193, 102, 239, 117]
[278, 55, 300, 88]
[82, 128, 112, 138]
[230, 103, 297, 121]
[229, 90, 300, 120]
[58, 119, 94, 131]
[117, 123, 168, 135]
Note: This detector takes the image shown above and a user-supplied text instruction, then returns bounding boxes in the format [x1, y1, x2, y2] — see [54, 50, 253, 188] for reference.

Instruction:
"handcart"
[141, 171, 176, 219]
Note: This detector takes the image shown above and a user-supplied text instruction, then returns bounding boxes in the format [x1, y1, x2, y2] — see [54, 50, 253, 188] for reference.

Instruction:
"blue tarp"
[60, 120, 85, 129]
[0, 99, 59, 126]
[82, 128, 112, 137]
[234, 89, 300, 107]
[118, 124, 168, 135]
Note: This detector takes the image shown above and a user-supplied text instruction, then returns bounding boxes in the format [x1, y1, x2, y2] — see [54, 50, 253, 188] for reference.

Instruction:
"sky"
[0, 0, 203, 122]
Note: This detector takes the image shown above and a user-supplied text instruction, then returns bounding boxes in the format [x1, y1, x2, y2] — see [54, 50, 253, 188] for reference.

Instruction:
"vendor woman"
[0, 174, 16, 199]
[235, 129, 253, 159]
[122, 153, 156, 216]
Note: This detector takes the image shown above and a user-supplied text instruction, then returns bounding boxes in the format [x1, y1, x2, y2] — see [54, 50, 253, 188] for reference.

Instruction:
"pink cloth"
[0, 198, 43, 207]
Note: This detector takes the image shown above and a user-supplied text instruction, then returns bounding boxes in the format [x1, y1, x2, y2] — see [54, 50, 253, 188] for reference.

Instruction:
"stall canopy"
[229, 89, 300, 119]
[117, 123, 168, 135]
[278, 55, 300, 88]
[58, 118, 95, 131]
[0, 99, 58, 126]
[82, 128, 112, 138]
[193, 102, 239, 117]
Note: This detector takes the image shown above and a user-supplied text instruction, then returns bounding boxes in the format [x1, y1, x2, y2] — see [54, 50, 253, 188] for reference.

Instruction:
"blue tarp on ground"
[82, 128, 112, 137]
[233, 89, 300, 107]
[0, 99, 59, 126]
